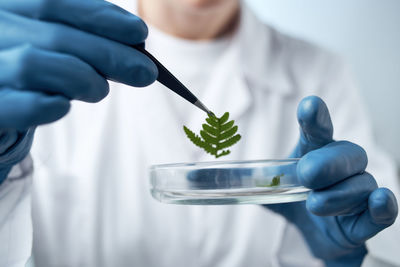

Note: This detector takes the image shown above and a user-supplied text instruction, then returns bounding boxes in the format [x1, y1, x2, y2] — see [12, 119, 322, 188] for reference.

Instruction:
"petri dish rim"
[150, 158, 301, 170]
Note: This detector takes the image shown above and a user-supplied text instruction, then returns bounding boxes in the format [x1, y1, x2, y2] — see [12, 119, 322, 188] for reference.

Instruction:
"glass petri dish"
[150, 159, 310, 205]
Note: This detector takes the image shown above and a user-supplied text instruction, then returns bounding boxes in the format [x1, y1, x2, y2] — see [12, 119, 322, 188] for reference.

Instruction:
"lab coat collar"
[199, 3, 295, 122]
[199, 36, 251, 121]
[197, 3, 295, 126]
[118, 0, 293, 96]
[237, 5, 294, 96]
[121, 0, 292, 128]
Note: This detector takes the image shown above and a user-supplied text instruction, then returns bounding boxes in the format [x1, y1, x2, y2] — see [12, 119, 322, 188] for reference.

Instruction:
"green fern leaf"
[219, 134, 241, 150]
[220, 125, 238, 140]
[183, 126, 204, 147]
[216, 150, 231, 158]
[200, 130, 218, 145]
[205, 116, 219, 128]
[202, 124, 218, 137]
[220, 120, 235, 132]
[184, 126, 216, 155]
[183, 112, 241, 158]
[219, 112, 229, 124]
[201, 141, 217, 155]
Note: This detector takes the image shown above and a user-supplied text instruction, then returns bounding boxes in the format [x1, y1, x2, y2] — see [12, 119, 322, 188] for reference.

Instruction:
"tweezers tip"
[194, 100, 213, 115]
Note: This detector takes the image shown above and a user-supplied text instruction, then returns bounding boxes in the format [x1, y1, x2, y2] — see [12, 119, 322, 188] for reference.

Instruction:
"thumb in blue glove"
[267, 96, 398, 266]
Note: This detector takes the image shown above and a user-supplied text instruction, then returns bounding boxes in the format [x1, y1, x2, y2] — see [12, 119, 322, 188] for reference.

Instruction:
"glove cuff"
[0, 166, 12, 184]
[0, 128, 35, 184]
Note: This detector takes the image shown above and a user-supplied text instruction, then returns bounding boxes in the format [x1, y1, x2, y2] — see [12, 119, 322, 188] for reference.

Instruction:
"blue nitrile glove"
[267, 96, 398, 266]
[0, 0, 158, 183]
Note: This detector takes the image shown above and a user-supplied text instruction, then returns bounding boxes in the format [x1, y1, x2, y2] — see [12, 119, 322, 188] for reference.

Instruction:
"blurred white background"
[245, 0, 400, 165]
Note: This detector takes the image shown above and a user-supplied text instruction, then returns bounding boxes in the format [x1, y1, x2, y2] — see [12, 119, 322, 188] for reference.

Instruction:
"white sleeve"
[0, 156, 33, 267]
[318, 57, 400, 266]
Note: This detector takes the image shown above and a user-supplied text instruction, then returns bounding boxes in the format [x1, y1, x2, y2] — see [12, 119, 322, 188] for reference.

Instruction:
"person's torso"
[30, 3, 329, 267]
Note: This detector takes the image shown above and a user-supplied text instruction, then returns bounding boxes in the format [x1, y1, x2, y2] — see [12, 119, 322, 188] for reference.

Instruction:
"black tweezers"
[133, 45, 212, 114]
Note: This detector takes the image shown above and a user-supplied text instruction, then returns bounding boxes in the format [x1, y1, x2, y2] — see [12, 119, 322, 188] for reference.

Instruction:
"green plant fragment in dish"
[256, 173, 284, 187]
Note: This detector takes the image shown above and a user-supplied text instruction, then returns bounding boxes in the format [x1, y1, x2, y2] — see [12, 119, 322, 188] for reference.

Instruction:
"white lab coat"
[0, 2, 399, 267]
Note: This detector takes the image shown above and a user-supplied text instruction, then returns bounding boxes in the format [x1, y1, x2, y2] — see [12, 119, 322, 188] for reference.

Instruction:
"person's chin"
[177, 0, 230, 11]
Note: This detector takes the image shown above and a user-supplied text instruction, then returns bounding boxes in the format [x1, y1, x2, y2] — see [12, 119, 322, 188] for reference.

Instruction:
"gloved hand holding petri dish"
[150, 95, 398, 265]
[149, 96, 397, 212]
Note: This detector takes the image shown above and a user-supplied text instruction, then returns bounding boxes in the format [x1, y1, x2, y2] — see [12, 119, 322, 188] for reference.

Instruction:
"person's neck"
[138, 0, 240, 40]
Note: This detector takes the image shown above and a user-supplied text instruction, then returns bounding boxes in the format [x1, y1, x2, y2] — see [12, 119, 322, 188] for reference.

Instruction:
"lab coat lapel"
[201, 37, 252, 121]
[197, 2, 300, 121]
[238, 5, 295, 96]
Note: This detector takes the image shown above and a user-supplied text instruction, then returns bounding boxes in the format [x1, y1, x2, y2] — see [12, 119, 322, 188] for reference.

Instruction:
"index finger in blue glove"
[307, 172, 377, 216]
[291, 96, 334, 158]
[0, 0, 147, 45]
[297, 141, 368, 189]
[0, 10, 157, 87]
[0, 45, 109, 103]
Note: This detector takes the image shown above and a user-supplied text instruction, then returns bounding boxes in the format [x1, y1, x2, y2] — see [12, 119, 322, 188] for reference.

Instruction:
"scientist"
[0, 0, 399, 266]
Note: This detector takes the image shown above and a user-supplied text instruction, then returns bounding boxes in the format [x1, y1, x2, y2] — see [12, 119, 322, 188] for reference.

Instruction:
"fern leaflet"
[183, 112, 241, 158]
[183, 126, 216, 155]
